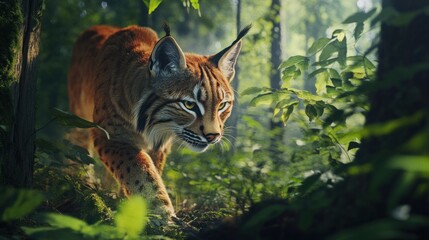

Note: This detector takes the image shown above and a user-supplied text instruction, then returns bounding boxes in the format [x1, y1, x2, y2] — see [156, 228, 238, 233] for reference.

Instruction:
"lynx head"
[138, 24, 251, 152]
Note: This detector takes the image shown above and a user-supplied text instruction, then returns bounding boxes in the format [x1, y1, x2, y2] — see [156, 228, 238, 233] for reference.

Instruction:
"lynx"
[68, 24, 250, 218]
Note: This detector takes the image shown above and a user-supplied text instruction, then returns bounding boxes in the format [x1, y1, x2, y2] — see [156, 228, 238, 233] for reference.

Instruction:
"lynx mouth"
[177, 129, 209, 152]
[181, 137, 209, 152]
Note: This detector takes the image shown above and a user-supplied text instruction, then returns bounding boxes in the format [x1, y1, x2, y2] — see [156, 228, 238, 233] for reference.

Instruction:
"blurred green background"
[36, 0, 379, 214]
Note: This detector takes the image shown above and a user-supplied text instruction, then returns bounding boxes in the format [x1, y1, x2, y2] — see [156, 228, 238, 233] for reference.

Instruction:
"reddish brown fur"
[68, 25, 175, 217]
[68, 24, 244, 219]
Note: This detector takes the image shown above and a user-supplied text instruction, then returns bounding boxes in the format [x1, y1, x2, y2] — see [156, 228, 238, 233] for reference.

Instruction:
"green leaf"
[348, 141, 360, 150]
[36, 213, 88, 232]
[241, 87, 264, 96]
[333, 30, 345, 42]
[22, 227, 86, 240]
[305, 104, 317, 122]
[388, 155, 429, 173]
[330, 78, 342, 87]
[296, 58, 309, 74]
[274, 99, 298, 119]
[319, 42, 338, 62]
[189, 0, 200, 10]
[35, 138, 60, 154]
[280, 102, 298, 124]
[50, 108, 110, 139]
[279, 55, 308, 69]
[145, 0, 163, 14]
[354, 22, 364, 40]
[314, 101, 325, 117]
[336, 37, 347, 67]
[328, 68, 341, 79]
[281, 65, 296, 75]
[308, 38, 331, 55]
[274, 99, 298, 109]
[290, 88, 326, 101]
[249, 93, 275, 107]
[326, 86, 337, 95]
[281, 65, 298, 83]
[363, 57, 376, 77]
[115, 196, 148, 237]
[88, 224, 124, 239]
[312, 58, 338, 67]
[65, 144, 96, 165]
[315, 70, 329, 95]
[343, 8, 377, 24]
[0, 187, 44, 222]
[308, 68, 327, 79]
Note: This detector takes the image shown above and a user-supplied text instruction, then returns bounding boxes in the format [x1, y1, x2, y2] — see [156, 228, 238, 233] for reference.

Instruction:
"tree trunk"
[138, 0, 151, 26]
[356, 0, 429, 162]
[225, 0, 241, 152]
[269, 0, 283, 164]
[0, 0, 42, 187]
[324, 0, 429, 233]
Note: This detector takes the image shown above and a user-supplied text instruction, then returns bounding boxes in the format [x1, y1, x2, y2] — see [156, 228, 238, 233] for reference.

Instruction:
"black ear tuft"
[209, 24, 251, 81]
[210, 24, 252, 67]
[162, 22, 171, 36]
[234, 24, 252, 46]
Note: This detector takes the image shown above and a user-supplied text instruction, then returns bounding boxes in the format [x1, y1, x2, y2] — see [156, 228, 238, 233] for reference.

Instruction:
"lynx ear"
[149, 36, 186, 78]
[209, 24, 251, 82]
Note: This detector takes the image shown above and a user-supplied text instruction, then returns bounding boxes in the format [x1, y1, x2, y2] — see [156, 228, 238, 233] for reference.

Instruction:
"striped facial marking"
[135, 63, 234, 152]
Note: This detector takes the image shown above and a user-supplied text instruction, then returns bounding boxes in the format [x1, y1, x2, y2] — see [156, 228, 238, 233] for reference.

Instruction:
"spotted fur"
[68, 24, 250, 218]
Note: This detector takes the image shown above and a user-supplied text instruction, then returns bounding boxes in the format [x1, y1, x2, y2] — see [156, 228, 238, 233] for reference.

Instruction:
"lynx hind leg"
[92, 133, 175, 218]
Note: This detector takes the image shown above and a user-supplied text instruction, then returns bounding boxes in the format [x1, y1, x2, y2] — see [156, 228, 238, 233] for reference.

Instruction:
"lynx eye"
[183, 101, 196, 110]
[218, 102, 228, 110]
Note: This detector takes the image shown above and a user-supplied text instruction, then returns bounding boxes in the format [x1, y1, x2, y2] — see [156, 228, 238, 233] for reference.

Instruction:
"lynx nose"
[204, 133, 220, 143]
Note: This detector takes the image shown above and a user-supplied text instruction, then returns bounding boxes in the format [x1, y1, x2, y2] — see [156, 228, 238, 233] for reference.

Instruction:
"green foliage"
[50, 108, 110, 139]
[142, 0, 200, 15]
[238, 204, 287, 237]
[0, 0, 23, 87]
[328, 217, 429, 240]
[242, 12, 378, 170]
[115, 196, 148, 237]
[22, 197, 148, 240]
[0, 187, 44, 222]
[143, 0, 164, 14]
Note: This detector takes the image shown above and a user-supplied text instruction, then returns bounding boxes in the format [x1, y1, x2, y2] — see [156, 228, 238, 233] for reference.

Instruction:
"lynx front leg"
[148, 147, 170, 175]
[93, 136, 175, 218]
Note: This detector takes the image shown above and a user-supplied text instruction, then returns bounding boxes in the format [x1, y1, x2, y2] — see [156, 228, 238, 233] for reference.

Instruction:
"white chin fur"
[186, 142, 209, 153]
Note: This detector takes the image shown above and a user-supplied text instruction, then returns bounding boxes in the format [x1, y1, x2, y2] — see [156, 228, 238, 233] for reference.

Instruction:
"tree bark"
[1, 0, 42, 187]
[225, 0, 241, 152]
[269, 0, 283, 164]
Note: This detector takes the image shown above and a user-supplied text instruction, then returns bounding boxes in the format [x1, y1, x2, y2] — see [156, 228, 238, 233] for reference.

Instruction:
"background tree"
[268, 0, 284, 164]
[0, 0, 43, 187]
[225, 0, 241, 151]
